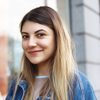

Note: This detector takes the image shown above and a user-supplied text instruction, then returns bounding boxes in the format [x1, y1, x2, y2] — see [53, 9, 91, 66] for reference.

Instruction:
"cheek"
[22, 42, 27, 51]
[38, 40, 48, 47]
[40, 38, 56, 52]
[51, 40, 56, 53]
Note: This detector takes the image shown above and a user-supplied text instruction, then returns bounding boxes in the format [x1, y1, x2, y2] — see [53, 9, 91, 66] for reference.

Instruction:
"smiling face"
[21, 21, 56, 67]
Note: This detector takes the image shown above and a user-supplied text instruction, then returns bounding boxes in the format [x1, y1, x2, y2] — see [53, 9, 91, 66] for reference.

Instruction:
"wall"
[0, 0, 8, 96]
[71, 0, 100, 99]
[0, 34, 8, 96]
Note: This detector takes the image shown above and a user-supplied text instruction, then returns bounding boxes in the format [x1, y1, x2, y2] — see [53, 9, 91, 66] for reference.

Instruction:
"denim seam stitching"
[18, 84, 25, 100]
[76, 73, 85, 100]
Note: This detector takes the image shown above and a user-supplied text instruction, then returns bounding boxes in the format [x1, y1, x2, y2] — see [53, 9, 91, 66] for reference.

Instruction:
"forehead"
[22, 21, 52, 33]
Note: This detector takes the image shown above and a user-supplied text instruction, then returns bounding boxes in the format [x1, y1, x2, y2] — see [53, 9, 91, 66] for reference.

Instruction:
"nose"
[28, 37, 37, 48]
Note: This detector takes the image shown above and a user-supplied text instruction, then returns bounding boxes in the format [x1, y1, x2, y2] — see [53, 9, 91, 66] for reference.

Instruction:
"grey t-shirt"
[33, 77, 48, 100]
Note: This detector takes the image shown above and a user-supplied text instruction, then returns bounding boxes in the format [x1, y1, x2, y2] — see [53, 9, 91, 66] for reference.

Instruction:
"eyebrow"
[21, 29, 47, 34]
[21, 32, 28, 34]
[35, 29, 47, 33]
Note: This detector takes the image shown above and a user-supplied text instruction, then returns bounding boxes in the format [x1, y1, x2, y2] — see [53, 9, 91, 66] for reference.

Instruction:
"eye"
[22, 35, 29, 39]
[38, 33, 45, 37]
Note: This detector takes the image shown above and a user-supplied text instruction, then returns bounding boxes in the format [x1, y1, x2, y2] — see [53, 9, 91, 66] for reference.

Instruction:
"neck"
[37, 60, 51, 76]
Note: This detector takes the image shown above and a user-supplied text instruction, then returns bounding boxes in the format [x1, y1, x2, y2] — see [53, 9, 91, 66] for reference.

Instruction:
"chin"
[29, 60, 41, 65]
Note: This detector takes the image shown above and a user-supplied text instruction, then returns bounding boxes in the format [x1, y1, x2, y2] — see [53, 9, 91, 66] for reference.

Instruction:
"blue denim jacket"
[6, 71, 97, 100]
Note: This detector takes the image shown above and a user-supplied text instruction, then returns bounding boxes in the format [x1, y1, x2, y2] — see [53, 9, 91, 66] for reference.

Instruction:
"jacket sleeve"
[73, 71, 97, 100]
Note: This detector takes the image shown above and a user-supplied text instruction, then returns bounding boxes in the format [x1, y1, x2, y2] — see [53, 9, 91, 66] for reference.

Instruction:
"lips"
[28, 50, 43, 55]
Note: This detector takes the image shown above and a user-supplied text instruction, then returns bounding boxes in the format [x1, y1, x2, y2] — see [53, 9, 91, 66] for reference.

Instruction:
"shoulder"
[72, 70, 97, 100]
[6, 77, 17, 100]
[6, 76, 27, 100]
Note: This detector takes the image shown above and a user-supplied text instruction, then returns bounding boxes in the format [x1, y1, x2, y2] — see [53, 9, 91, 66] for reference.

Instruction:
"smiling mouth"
[28, 50, 43, 55]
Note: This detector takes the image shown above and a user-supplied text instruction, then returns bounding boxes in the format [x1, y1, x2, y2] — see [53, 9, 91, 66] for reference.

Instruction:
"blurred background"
[0, 0, 100, 99]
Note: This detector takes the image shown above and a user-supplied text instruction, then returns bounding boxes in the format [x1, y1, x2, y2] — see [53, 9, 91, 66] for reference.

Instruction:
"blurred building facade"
[0, 0, 100, 99]
[0, 34, 8, 96]
[0, 0, 8, 97]
[70, 0, 100, 99]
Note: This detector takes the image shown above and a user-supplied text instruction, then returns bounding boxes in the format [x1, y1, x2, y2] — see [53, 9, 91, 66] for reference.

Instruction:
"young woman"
[6, 6, 97, 100]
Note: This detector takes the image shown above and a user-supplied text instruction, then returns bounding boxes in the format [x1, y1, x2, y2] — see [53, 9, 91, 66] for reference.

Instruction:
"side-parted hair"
[13, 6, 77, 100]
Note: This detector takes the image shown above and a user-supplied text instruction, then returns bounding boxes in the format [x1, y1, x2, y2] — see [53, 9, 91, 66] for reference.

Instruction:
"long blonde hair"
[13, 6, 77, 100]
